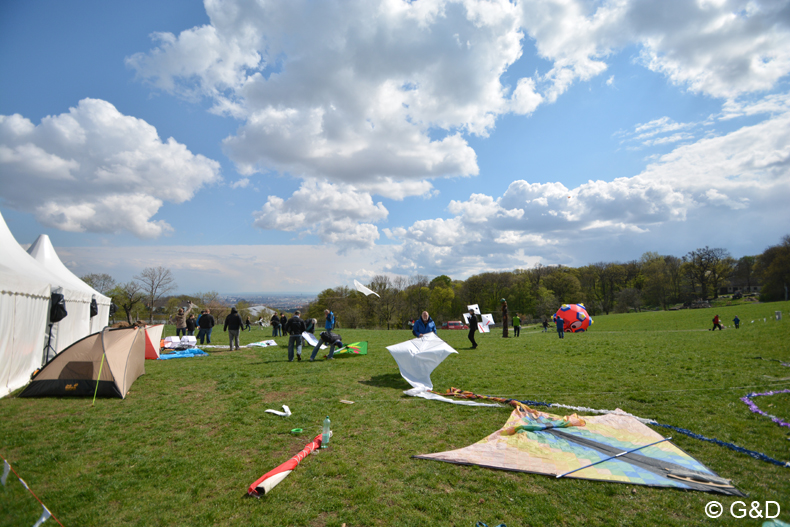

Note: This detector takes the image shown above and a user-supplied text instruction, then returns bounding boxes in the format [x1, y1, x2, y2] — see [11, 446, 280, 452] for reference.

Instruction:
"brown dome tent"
[20, 327, 145, 399]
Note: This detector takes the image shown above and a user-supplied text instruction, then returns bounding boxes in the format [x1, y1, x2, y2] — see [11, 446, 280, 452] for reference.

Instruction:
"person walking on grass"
[413, 311, 437, 338]
[712, 314, 723, 331]
[224, 307, 244, 351]
[733, 315, 740, 329]
[197, 309, 215, 345]
[245, 316, 251, 331]
[555, 314, 565, 339]
[542, 318, 549, 332]
[284, 310, 306, 362]
[467, 309, 478, 349]
[513, 313, 521, 337]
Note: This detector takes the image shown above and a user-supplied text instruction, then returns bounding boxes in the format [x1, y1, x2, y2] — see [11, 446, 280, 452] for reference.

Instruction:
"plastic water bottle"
[321, 416, 331, 448]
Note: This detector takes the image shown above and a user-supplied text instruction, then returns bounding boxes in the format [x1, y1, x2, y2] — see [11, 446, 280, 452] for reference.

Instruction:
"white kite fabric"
[265, 405, 291, 417]
[467, 304, 481, 315]
[301, 332, 326, 349]
[477, 323, 490, 333]
[386, 333, 500, 407]
[354, 280, 380, 298]
[249, 340, 278, 347]
[481, 314, 495, 327]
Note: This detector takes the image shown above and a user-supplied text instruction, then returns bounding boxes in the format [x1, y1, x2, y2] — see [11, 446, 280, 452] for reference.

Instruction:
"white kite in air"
[354, 280, 380, 298]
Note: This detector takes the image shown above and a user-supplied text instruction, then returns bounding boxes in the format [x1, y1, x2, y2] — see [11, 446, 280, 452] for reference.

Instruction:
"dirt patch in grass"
[260, 388, 308, 403]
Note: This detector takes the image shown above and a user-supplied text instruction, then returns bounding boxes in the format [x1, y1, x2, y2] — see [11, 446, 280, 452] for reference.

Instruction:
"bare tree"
[134, 266, 177, 323]
[80, 273, 116, 295]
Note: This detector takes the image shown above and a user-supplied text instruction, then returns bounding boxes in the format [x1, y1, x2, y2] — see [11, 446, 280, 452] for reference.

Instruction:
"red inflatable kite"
[555, 304, 593, 333]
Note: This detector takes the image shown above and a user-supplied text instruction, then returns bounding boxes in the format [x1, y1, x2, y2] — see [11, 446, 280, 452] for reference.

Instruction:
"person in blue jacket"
[324, 309, 335, 331]
[413, 311, 437, 337]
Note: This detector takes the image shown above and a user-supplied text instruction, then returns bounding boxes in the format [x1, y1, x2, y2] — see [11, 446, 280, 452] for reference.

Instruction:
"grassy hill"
[2, 301, 789, 526]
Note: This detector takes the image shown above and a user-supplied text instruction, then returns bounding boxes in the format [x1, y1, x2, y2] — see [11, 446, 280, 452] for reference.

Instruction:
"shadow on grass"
[359, 373, 411, 390]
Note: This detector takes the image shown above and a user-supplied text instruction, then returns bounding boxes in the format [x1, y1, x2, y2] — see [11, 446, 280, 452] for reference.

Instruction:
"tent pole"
[91, 353, 106, 407]
[556, 437, 672, 479]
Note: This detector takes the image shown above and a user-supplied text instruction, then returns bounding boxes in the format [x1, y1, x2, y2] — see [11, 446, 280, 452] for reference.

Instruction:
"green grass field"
[2, 302, 789, 526]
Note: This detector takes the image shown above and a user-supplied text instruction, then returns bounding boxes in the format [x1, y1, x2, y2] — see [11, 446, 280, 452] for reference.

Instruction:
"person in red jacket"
[712, 314, 722, 331]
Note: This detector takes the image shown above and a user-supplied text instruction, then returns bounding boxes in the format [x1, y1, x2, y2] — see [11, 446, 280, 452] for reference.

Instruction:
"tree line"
[81, 235, 788, 329]
[303, 235, 789, 329]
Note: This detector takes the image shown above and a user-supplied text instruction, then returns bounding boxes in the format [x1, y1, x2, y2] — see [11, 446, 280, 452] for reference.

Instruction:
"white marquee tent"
[0, 260, 50, 398]
[27, 234, 111, 335]
[0, 211, 95, 397]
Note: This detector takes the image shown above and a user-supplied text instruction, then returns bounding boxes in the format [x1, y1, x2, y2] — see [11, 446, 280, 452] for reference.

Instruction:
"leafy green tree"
[429, 275, 452, 289]
[615, 287, 643, 313]
[640, 252, 669, 309]
[429, 284, 454, 323]
[756, 235, 790, 301]
[109, 282, 144, 325]
[543, 269, 582, 304]
[733, 255, 757, 293]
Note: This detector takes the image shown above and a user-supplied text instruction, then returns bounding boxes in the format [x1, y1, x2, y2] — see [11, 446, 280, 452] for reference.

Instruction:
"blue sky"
[2, 0, 789, 294]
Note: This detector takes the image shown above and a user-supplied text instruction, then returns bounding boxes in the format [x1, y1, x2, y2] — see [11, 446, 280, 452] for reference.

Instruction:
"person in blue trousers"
[555, 315, 564, 339]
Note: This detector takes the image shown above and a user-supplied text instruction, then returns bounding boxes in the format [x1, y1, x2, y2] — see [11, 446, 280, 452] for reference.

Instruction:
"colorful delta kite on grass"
[414, 405, 745, 496]
[332, 341, 368, 357]
[555, 304, 593, 333]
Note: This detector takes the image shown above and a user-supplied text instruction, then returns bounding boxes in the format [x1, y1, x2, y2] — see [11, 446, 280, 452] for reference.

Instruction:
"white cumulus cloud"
[0, 99, 221, 238]
[252, 180, 388, 249]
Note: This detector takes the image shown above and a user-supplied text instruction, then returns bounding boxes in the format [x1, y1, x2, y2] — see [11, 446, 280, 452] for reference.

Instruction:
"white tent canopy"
[27, 234, 111, 334]
[0, 261, 50, 398]
[0, 211, 93, 365]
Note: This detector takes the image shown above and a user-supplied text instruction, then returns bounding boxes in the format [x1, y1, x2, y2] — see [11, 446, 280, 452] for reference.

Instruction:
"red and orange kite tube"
[247, 434, 323, 497]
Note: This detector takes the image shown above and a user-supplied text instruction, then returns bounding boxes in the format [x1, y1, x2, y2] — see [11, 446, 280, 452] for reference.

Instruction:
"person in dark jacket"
[245, 316, 251, 331]
[467, 309, 478, 349]
[310, 330, 344, 361]
[555, 314, 564, 339]
[270, 313, 281, 337]
[197, 309, 216, 345]
[412, 311, 437, 337]
[224, 307, 244, 350]
[283, 310, 306, 361]
[305, 318, 316, 334]
[186, 314, 197, 336]
[279, 313, 287, 332]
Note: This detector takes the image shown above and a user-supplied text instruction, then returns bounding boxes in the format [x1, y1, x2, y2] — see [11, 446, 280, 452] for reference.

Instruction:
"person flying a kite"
[412, 311, 437, 338]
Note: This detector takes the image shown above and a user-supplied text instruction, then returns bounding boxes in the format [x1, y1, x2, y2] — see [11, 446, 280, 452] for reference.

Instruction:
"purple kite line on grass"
[740, 389, 790, 429]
